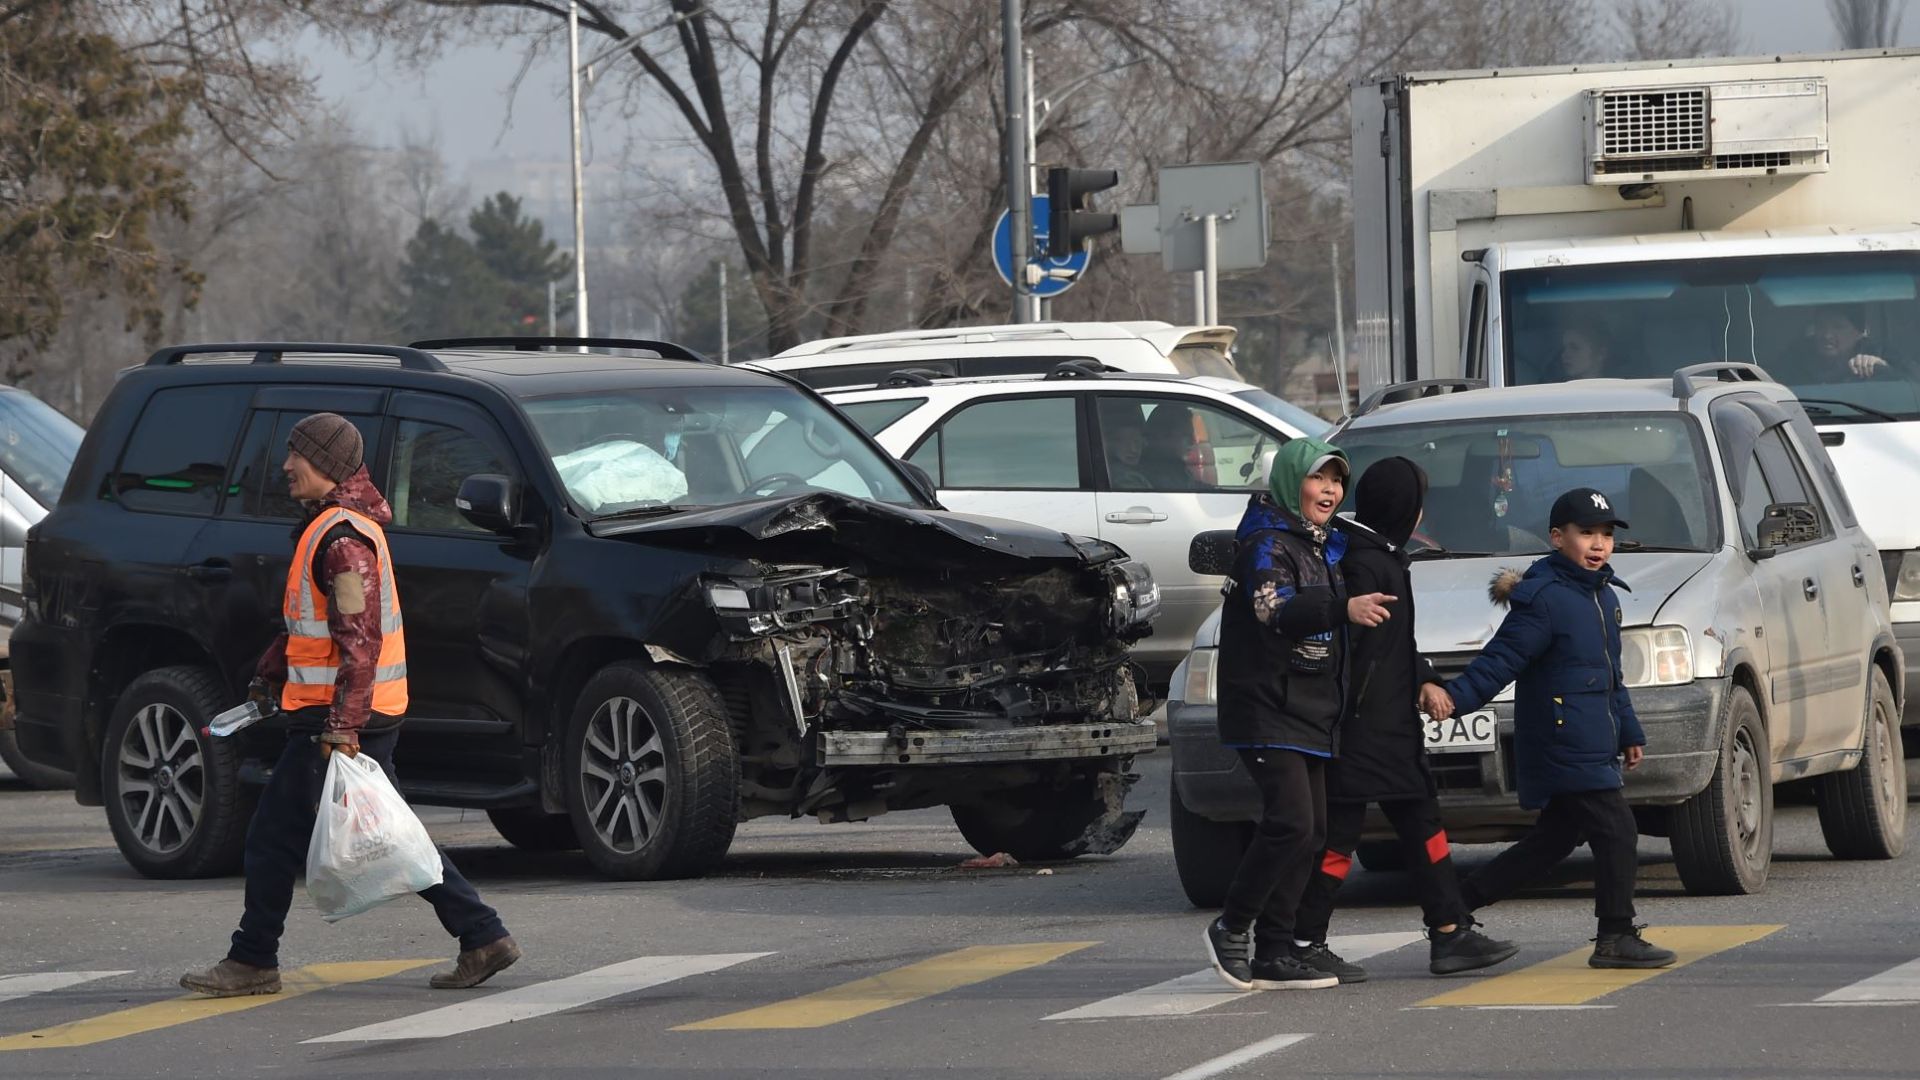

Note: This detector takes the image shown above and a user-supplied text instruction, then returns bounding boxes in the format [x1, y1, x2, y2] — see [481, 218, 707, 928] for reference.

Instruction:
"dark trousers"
[1460, 787, 1639, 931]
[1293, 796, 1468, 943]
[228, 729, 509, 969]
[1221, 749, 1326, 953]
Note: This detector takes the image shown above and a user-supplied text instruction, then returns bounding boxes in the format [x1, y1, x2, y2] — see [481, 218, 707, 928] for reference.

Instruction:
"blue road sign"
[993, 194, 1091, 297]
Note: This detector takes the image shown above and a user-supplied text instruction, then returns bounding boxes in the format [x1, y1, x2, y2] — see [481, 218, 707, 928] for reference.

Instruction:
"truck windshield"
[1333, 413, 1718, 557]
[1505, 250, 1920, 423]
[522, 384, 920, 517]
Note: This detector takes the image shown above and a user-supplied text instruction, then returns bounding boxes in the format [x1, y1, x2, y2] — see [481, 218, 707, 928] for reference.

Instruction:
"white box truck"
[1351, 47, 1920, 738]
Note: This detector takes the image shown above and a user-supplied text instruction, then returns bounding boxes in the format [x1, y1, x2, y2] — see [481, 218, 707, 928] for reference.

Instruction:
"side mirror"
[902, 462, 939, 502]
[1754, 502, 1820, 555]
[1189, 529, 1237, 576]
[456, 474, 517, 535]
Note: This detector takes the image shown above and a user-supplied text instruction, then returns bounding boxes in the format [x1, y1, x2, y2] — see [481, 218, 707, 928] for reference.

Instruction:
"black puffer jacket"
[1326, 519, 1441, 802]
[1215, 495, 1350, 754]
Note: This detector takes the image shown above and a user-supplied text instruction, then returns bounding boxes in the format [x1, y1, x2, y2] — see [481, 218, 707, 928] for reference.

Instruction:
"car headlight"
[1111, 558, 1160, 630]
[1182, 647, 1217, 707]
[1619, 626, 1691, 688]
[1882, 550, 1920, 602]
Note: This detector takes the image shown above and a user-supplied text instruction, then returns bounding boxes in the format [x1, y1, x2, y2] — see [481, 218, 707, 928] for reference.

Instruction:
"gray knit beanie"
[288, 413, 363, 483]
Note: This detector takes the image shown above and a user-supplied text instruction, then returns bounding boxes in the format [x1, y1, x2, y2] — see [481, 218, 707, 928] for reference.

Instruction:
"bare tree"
[1616, 0, 1741, 61]
[1830, 0, 1905, 48]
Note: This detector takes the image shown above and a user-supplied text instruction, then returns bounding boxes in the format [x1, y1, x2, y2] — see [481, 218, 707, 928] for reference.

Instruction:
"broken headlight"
[703, 571, 863, 637]
[1111, 558, 1161, 632]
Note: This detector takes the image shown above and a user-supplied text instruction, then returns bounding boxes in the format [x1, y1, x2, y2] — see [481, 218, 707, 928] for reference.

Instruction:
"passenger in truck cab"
[1780, 304, 1895, 382]
[1552, 319, 1616, 382]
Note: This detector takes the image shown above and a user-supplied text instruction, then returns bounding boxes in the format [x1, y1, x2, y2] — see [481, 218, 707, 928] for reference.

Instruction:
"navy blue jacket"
[1444, 553, 1647, 810]
[1216, 495, 1350, 755]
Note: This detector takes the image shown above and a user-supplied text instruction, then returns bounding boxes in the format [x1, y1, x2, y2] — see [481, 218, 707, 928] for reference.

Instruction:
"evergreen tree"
[393, 219, 506, 339]
[468, 193, 570, 335]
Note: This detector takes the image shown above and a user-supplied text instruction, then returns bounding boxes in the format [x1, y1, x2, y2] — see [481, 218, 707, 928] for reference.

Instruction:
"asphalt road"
[3, 752, 1918, 1080]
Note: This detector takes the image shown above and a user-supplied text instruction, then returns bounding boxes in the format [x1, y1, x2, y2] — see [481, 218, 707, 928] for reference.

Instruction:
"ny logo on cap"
[1590, 493, 1610, 510]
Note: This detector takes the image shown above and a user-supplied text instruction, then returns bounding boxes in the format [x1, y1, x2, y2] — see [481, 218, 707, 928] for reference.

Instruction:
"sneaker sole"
[1253, 973, 1345, 990]
[1430, 944, 1521, 976]
[1201, 926, 1254, 992]
[1587, 955, 1677, 970]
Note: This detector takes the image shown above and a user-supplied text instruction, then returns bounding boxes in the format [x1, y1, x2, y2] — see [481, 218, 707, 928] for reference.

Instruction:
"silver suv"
[1168, 366, 1907, 902]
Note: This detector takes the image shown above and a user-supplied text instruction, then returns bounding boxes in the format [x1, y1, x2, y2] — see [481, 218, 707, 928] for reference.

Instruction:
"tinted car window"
[108, 385, 251, 515]
[0, 390, 84, 506]
[838, 398, 925, 435]
[926, 397, 1080, 490]
[1097, 395, 1272, 493]
[1732, 448, 1773, 547]
[1754, 427, 1830, 539]
[392, 420, 509, 533]
[226, 410, 383, 521]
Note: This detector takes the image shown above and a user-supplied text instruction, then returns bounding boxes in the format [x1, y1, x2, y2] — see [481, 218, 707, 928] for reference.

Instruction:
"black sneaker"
[1429, 919, 1521, 976]
[1287, 942, 1369, 984]
[1250, 955, 1340, 991]
[1590, 926, 1677, 969]
[1204, 918, 1254, 990]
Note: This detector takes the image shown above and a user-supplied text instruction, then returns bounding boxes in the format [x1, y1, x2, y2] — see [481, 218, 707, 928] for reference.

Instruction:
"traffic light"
[1046, 167, 1119, 257]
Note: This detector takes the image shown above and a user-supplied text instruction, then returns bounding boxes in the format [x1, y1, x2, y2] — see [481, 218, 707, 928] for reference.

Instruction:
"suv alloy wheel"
[101, 666, 251, 878]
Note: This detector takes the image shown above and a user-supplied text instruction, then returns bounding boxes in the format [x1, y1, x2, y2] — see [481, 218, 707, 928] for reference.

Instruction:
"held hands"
[1347, 592, 1397, 627]
[1851, 353, 1888, 378]
[1418, 683, 1455, 722]
[318, 735, 360, 759]
[1623, 745, 1644, 770]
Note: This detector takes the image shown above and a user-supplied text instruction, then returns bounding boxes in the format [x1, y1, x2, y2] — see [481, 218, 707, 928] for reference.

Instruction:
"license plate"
[1422, 710, 1497, 753]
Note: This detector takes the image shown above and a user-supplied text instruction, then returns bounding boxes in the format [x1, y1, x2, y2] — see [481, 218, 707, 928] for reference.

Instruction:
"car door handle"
[187, 559, 232, 583]
[1104, 508, 1168, 524]
[1853, 565, 1867, 588]
[1803, 578, 1819, 601]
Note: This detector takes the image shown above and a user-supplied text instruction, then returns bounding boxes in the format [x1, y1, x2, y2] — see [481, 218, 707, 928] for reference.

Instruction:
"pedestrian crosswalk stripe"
[0, 973, 132, 1008]
[675, 942, 1097, 1031]
[1159, 1033, 1312, 1080]
[1416, 925, 1782, 1008]
[1780, 957, 1920, 1007]
[1047, 931, 1424, 1021]
[306, 953, 773, 1042]
[0, 960, 436, 1051]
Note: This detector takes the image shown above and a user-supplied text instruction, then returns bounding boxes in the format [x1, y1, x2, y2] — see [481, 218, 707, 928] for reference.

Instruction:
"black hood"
[587, 492, 1121, 567]
[1354, 456, 1426, 549]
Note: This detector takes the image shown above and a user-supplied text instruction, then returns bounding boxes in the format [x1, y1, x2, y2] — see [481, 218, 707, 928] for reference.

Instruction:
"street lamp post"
[567, 0, 590, 349]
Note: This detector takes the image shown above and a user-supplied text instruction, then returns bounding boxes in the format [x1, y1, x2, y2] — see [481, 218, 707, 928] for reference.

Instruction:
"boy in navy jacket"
[1440, 488, 1677, 969]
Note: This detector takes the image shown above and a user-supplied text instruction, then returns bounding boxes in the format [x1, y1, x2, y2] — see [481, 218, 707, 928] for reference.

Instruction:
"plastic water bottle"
[203, 700, 269, 738]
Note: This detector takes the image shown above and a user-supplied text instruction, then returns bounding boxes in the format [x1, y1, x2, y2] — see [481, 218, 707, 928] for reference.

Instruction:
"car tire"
[486, 807, 581, 852]
[1169, 779, 1248, 908]
[1355, 841, 1407, 873]
[950, 774, 1120, 862]
[1672, 685, 1772, 895]
[101, 666, 251, 879]
[0, 728, 72, 790]
[1817, 668, 1907, 860]
[564, 661, 739, 881]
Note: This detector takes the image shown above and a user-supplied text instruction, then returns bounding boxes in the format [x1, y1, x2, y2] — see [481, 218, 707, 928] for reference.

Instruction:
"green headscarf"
[1267, 436, 1349, 518]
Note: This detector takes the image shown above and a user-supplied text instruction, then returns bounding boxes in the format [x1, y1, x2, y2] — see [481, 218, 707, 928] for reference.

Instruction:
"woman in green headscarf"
[1201, 435, 1396, 993]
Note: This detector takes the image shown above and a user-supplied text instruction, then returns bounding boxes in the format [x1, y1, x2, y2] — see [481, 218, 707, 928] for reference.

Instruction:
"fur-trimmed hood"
[1486, 552, 1628, 608]
[1487, 566, 1526, 606]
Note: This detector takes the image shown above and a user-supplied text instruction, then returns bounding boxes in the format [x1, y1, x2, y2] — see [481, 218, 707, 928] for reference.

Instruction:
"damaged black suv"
[10, 338, 1160, 881]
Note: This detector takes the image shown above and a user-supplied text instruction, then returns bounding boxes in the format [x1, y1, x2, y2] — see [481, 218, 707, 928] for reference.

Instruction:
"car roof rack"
[1042, 359, 1118, 380]
[1671, 362, 1771, 400]
[408, 336, 716, 365]
[1353, 378, 1485, 417]
[879, 368, 945, 388]
[144, 342, 447, 372]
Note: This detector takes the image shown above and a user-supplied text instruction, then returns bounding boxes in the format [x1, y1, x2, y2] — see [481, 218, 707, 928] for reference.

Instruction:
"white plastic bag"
[306, 751, 444, 922]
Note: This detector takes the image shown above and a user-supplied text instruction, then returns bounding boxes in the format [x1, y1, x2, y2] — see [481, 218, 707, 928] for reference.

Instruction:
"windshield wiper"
[1797, 398, 1903, 423]
[593, 503, 696, 521]
[1614, 541, 1701, 553]
[1408, 545, 1504, 560]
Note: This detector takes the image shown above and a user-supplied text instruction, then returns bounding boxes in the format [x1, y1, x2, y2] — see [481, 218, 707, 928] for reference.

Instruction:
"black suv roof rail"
[408, 336, 716, 364]
[879, 368, 945, 388]
[145, 342, 447, 372]
[1671, 362, 1772, 400]
[1353, 378, 1486, 417]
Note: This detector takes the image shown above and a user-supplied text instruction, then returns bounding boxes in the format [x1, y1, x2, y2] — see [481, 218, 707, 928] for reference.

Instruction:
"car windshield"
[1505, 250, 1920, 423]
[1333, 412, 1718, 557]
[521, 384, 919, 517]
[0, 391, 83, 506]
[1232, 388, 1332, 437]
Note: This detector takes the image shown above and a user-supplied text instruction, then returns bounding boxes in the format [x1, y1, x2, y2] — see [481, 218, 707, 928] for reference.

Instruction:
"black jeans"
[1293, 796, 1468, 943]
[1460, 787, 1639, 931]
[1221, 749, 1326, 953]
[227, 729, 509, 969]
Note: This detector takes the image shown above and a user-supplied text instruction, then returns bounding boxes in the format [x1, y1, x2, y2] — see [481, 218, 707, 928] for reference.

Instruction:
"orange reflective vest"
[280, 506, 408, 716]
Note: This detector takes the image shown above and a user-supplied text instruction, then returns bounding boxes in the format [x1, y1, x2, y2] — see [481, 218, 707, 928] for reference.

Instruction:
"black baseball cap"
[1550, 487, 1630, 530]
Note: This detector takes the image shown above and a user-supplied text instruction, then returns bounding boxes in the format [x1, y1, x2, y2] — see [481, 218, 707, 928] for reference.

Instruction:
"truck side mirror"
[1754, 502, 1820, 555]
[456, 474, 518, 535]
[1189, 529, 1237, 576]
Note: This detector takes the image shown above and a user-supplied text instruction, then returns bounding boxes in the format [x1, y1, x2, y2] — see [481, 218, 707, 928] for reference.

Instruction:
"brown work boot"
[179, 959, 281, 998]
[430, 935, 521, 989]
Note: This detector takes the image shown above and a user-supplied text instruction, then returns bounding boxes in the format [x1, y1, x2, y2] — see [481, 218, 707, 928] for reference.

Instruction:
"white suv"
[753, 321, 1240, 389]
[826, 366, 1328, 680]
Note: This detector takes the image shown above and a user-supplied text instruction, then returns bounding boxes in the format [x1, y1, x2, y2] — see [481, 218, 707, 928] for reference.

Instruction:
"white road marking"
[0, 972, 132, 1007]
[1159, 1033, 1312, 1080]
[1047, 931, 1422, 1021]
[1779, 957, 1920, 1006]
[303, 953, 771, 1043]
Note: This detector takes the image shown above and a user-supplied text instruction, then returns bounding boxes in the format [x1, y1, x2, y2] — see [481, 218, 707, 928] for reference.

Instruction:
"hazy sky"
[301, 0, 1913, 176]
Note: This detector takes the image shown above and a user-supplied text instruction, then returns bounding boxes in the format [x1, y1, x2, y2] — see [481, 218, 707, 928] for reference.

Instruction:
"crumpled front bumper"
[819, 718, 1158, 767]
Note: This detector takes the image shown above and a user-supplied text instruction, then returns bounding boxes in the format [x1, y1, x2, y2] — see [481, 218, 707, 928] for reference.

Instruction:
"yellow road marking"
[1419, 925, 1783, 1008]
[676, 942, 1097, 1030]
[0, 960, 437, 1051]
